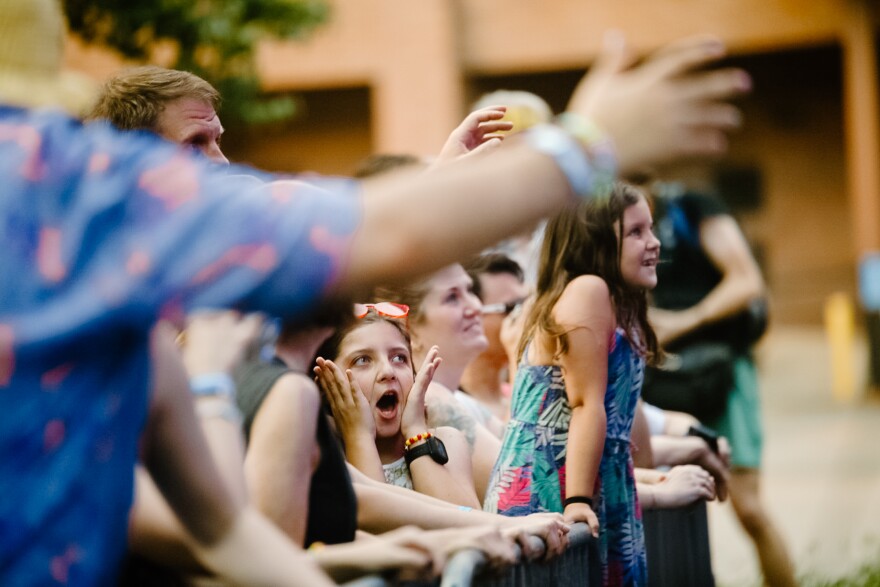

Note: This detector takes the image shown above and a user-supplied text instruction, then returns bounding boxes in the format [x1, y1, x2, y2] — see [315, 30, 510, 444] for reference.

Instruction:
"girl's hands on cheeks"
[315, 357, 375, 440]
[401, 346, 441, 439]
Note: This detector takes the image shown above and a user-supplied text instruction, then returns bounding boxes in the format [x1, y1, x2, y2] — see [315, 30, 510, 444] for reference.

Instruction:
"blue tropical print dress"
[484, 328, 648, 586]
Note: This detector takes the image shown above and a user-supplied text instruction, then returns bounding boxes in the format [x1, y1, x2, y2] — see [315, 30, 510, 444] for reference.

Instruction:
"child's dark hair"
[519, 181, 661, 365]
[463, 252, 524, 300]
[315, 309, 413, 371]
[277, 295, 355, 346]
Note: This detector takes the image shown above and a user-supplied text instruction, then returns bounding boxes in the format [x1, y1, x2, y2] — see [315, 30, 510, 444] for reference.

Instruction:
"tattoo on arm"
[426, 401, 477, 450]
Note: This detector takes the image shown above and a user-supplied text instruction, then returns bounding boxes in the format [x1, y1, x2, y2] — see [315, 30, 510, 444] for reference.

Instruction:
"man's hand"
[181, 310, 264, 376]
[567, 33, 751, 174]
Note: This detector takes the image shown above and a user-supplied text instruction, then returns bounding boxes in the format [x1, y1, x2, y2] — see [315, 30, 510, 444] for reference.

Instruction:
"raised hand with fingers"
[433, 106, 513, 166]
[566, 32, 751, 174]
[399, 345, 481, 508]
[400, 345, 441, 440]
[181, 310, 265, 377]
[315, 357, 385, 481]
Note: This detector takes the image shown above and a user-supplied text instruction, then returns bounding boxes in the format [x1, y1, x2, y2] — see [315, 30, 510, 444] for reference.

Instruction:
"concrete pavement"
[707, 325, 880, 586]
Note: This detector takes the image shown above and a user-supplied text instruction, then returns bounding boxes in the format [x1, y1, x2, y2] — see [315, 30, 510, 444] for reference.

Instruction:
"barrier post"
[824, 292, 858, 402]
[642, 501, 714, 586]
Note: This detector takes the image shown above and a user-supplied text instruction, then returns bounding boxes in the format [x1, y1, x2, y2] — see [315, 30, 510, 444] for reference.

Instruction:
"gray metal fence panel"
[341, 576, 392, 587]
[351, 505, 712, 587]
[435, 522, 600, 587]
[642, 500, 714, 587]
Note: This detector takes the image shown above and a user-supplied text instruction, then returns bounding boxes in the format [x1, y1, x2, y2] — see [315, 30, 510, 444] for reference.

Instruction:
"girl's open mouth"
[375, 391, 399, 417]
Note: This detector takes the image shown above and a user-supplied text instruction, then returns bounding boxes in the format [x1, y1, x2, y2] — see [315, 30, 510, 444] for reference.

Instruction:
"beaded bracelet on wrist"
[404, 431, 432, 449]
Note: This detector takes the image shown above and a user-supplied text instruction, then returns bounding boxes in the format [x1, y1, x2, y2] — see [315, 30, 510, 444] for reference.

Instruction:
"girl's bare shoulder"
[554, 275, 613, 326]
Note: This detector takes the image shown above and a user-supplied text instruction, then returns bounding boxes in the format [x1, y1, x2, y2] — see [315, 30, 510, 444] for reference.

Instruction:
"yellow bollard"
[824, 292, 857, 402]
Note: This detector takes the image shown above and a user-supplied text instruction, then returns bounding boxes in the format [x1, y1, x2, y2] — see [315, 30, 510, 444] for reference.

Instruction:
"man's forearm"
[345, 139, 575, 291]
[650, 435, 703, 468]
[192, 507, 336, 587]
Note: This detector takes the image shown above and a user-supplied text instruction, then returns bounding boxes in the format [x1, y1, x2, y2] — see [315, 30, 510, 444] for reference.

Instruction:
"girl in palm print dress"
[484, 182, 661, 586]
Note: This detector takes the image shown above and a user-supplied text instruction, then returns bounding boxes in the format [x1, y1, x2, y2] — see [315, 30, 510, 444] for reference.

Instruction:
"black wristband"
[564, 495, 594, 508]
[403, 435, 449, 466]
[687, 424, 720, 455]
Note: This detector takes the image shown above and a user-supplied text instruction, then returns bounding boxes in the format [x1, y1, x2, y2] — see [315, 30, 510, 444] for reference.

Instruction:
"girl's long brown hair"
[518, 182, 660, 365]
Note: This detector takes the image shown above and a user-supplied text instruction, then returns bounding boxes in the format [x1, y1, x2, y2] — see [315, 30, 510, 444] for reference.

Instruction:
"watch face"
[429, 436, 449, 465]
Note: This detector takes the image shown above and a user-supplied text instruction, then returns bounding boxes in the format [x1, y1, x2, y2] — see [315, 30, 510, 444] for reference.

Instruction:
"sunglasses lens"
[353, 302, 409, 319]
[375, 302, 408, 317]
[481, 299, 525, 316]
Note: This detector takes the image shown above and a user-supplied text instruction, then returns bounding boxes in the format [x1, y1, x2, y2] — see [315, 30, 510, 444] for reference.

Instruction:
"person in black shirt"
[646, 187, 796, 587]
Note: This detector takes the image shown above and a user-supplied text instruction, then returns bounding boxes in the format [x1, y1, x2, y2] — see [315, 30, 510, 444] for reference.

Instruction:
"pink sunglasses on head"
[353, 302, 410, 319]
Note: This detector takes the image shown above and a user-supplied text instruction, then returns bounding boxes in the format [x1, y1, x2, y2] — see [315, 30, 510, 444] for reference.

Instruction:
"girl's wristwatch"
[404, 435, 449, 466]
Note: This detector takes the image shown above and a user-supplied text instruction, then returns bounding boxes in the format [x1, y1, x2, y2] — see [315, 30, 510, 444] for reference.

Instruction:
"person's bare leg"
[728, 468, 796, 587]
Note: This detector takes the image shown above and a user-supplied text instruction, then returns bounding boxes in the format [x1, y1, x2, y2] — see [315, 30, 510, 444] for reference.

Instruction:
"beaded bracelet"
[404, 431, 432, 449]
[195, 398, 243, 425]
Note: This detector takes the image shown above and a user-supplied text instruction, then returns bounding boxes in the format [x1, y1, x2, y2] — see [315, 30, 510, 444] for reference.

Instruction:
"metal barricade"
[341, 576, 392, 587]
[642, 500, 714, 586]
[344, 503, 713, 587]
[439, 522, 600, 587]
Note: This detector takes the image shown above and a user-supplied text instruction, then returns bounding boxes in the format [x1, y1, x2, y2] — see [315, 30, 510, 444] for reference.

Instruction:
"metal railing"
[342, 501, 713, 587]
[439, 522, 599, 587]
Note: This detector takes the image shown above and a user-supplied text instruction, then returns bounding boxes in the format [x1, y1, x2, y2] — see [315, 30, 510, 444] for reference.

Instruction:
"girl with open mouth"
[315, 303, 481, 508]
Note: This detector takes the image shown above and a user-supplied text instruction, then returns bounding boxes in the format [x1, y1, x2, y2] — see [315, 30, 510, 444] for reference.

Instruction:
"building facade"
[67, 0, 880, 325]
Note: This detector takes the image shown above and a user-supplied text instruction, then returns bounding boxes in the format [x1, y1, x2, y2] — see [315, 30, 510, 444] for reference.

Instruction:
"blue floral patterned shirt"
[0, 105, 361, 585]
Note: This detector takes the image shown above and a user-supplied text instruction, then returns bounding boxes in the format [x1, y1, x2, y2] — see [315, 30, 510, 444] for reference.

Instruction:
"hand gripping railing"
[439, 522, 600, 587]
[341, 501, 713, 587]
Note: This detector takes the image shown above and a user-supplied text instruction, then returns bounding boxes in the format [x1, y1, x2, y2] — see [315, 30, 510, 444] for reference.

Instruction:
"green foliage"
[64, 0, 329, 125]
[800, 561, 880, 587]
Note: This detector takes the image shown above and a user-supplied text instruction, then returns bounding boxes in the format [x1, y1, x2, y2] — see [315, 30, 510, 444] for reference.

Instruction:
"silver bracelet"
[189, 372, 236, 401]
[555, 112, 618, 199]
[524, 122, 617, 201]
[195, 397, 243, 425]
